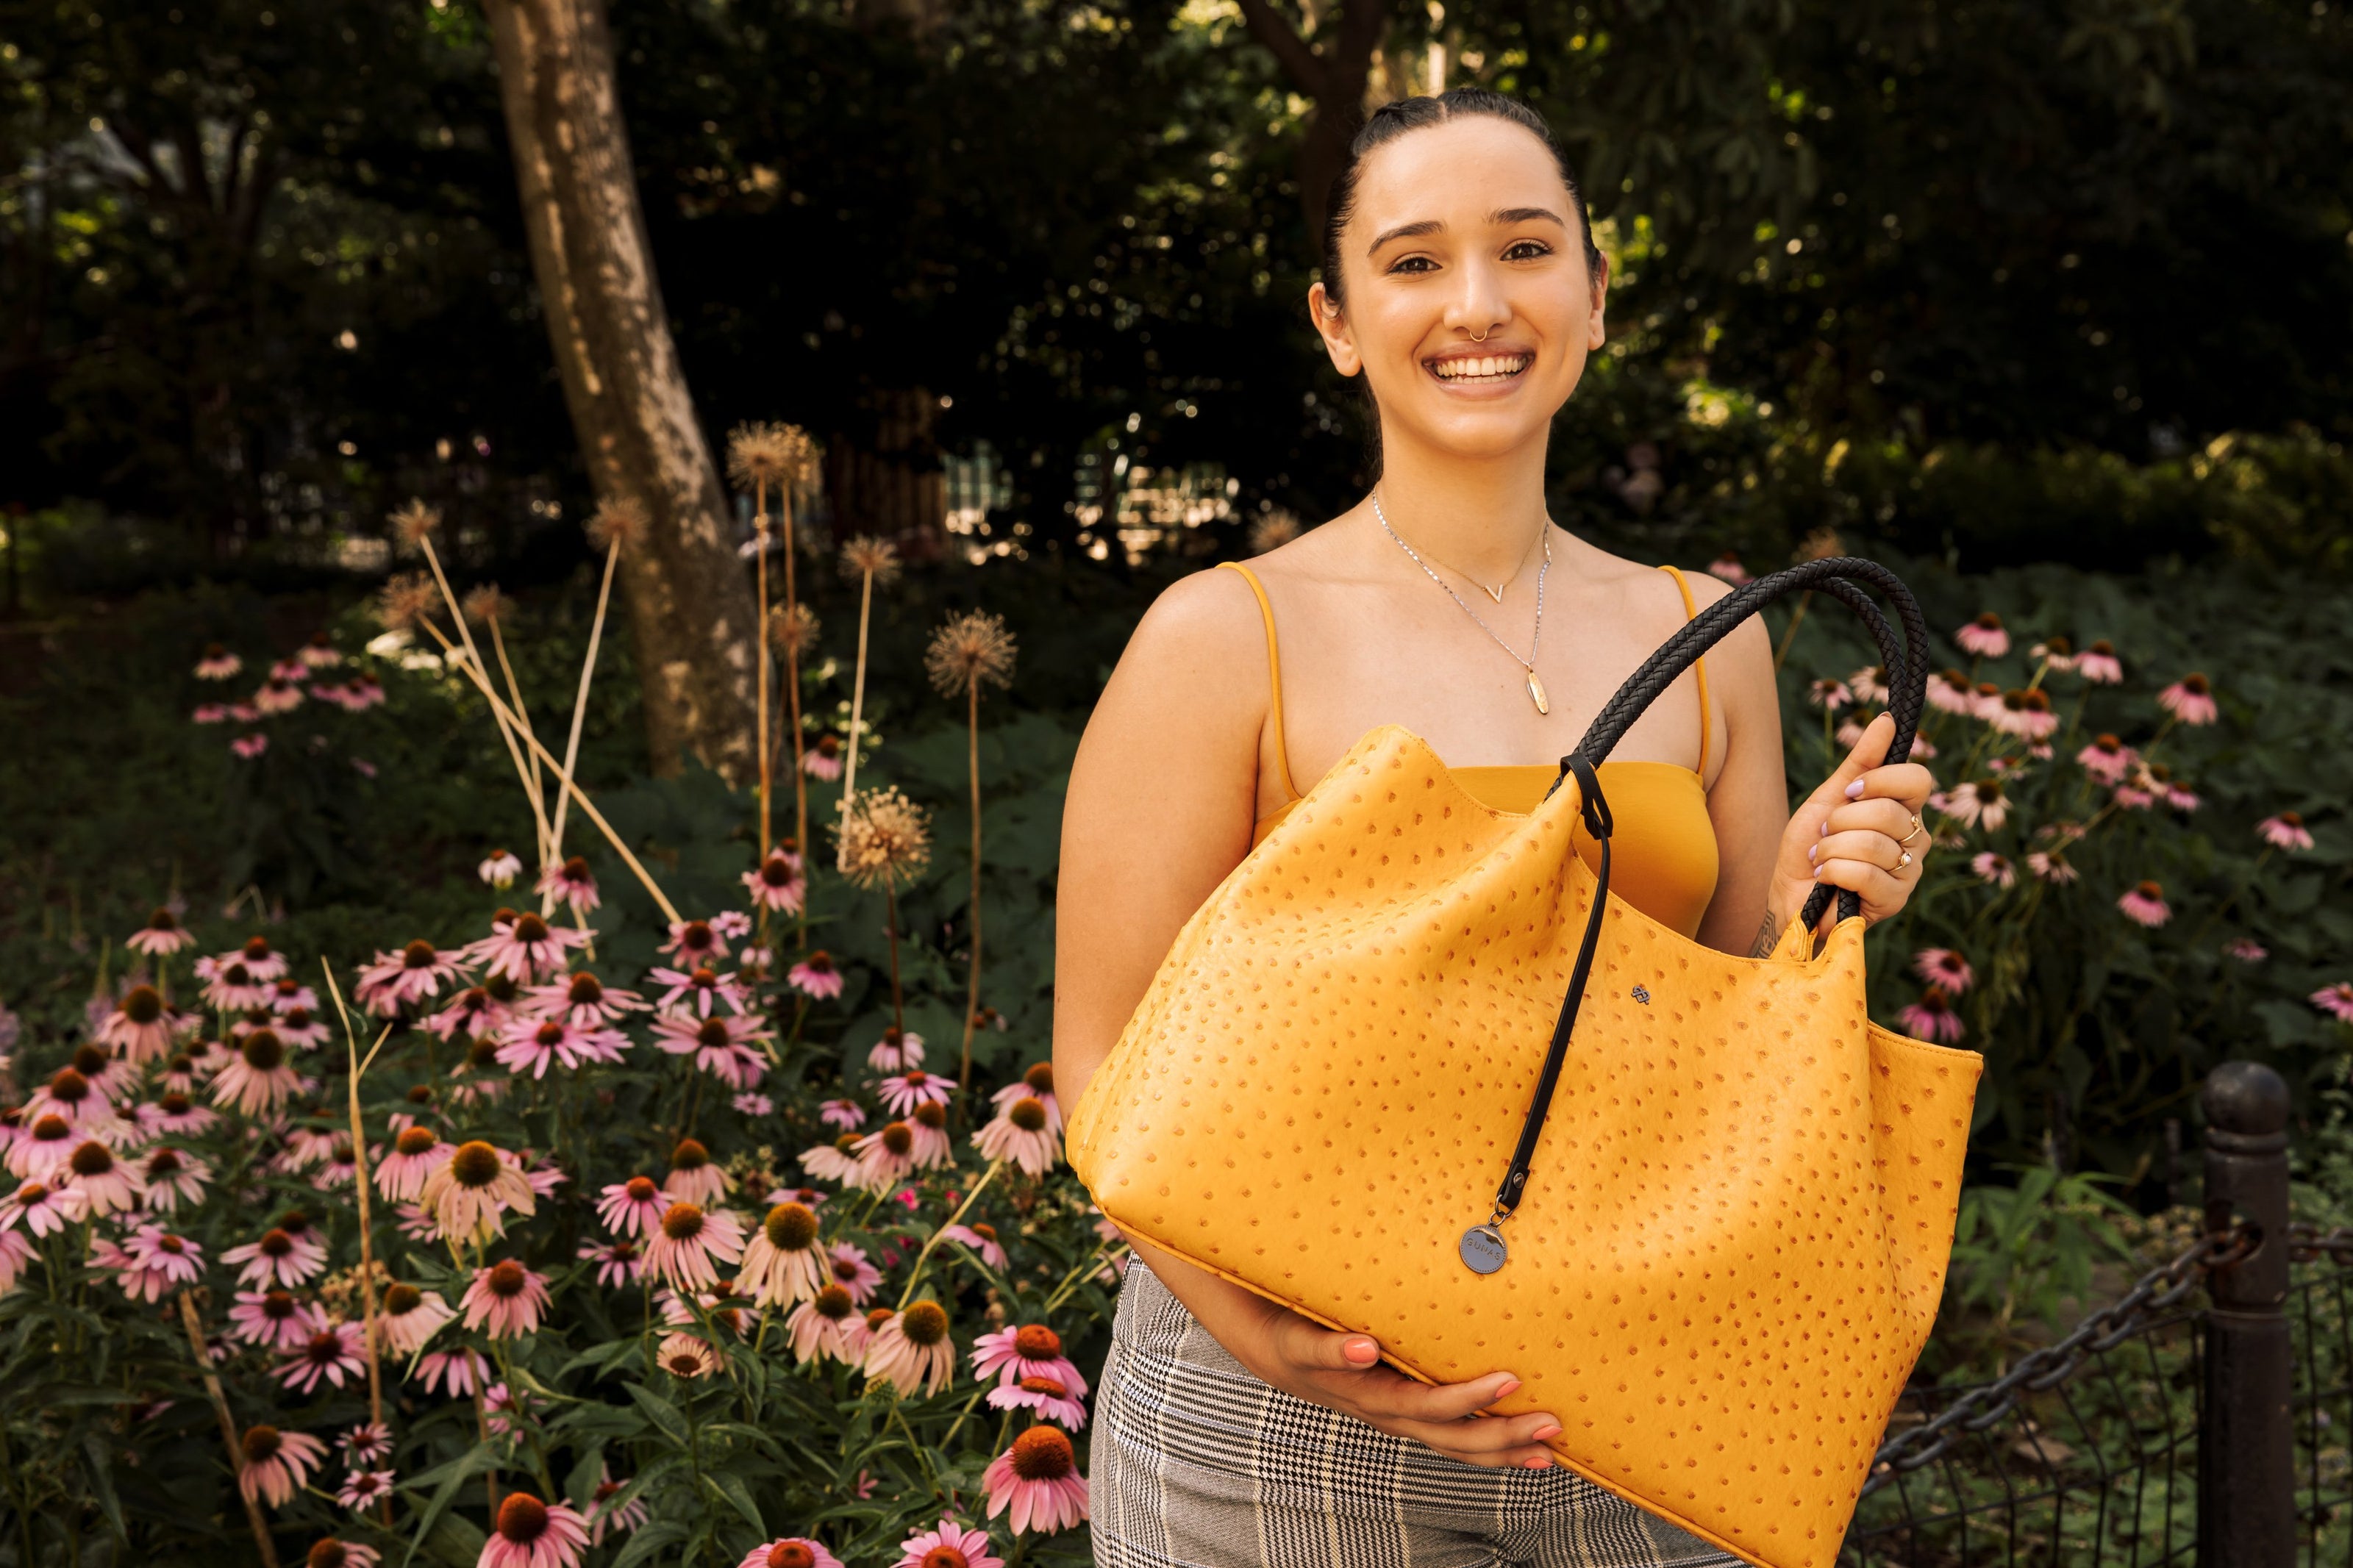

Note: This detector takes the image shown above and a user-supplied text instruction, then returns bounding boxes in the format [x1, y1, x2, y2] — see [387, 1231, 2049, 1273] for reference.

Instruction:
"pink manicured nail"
[1807, 845, 1818, 864]
[1845, 779, 1867, 799]
[1493, 1378, 1521, 1399]
[1532, 1423, 1563, 1441]
[1524, 1456, 1551, 1469]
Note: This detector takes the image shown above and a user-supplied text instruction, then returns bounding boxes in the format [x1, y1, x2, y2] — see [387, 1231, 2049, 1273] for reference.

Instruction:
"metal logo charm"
[1630, 984, 1651, 1005]
[1459, 1224, 1507, 1275]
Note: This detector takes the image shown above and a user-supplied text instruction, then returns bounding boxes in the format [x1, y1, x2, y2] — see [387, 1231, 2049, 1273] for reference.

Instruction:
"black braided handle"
[1546, 556, 1930, 929]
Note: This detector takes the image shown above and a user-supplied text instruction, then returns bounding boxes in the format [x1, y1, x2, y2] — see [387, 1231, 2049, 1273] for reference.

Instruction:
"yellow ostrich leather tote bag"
[1066, 556, 1982, 1568]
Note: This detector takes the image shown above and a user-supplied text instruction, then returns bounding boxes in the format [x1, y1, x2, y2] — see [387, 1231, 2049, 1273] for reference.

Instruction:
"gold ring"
[1897, 849, 1915, 871]
[1899, 814, 1924, 845]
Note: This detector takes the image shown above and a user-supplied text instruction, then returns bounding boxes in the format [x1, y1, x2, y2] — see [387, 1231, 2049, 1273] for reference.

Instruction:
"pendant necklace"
[1371, 490, 1554, 715]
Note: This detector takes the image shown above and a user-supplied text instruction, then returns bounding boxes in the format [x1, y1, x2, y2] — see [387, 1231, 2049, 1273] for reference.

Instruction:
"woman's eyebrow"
[1492, 207, 1567, 229]
[1367, 218, 1443, 255]
[1368, 208, 1567, 257]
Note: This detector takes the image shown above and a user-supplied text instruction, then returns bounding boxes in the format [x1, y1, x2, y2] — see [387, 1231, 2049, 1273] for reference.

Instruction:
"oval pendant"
[1459, 1224, 1507, 1275]
[1526, 670, 1550, 715]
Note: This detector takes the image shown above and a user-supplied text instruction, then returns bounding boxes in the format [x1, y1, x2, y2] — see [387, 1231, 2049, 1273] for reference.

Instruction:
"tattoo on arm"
[1749, 910, 1779, 959]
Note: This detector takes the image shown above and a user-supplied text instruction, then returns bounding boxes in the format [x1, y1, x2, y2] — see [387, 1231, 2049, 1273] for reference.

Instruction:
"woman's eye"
[1387, 256, 1438, 275]
[1504, 240, 1554, 261]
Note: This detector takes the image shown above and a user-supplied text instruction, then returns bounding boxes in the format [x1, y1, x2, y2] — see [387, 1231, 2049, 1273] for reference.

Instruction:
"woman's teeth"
[1431, 354, 1532, 381]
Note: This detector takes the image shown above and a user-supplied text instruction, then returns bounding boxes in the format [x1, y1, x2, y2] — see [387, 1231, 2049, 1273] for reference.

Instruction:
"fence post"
[2199, 1060, 2295, 1568]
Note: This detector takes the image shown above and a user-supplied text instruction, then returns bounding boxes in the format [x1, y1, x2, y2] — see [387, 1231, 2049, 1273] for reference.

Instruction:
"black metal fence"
[1840, 1062, 2353, 1568]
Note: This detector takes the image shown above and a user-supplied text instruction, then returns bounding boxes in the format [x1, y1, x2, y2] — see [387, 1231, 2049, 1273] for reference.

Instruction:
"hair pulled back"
[1319, 89, 1604, 308]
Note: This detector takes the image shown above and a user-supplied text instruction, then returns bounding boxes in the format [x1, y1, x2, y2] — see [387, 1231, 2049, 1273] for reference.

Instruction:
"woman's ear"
[1307, 282, 1362, 377]
[1585, 251, 1611, 353]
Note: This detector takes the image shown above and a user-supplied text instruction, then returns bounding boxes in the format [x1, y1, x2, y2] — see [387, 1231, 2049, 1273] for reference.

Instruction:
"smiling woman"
[1056, 88, 1938, 1568]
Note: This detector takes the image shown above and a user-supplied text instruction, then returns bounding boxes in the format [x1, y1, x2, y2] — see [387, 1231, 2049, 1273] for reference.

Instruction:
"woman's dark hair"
[1319, 89, 1604, 308]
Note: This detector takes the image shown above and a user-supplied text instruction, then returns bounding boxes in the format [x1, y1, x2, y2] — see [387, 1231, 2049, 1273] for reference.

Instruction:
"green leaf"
[624, 1383, 691, 1446]
[399, 1443, 496, 1568]
[79, 1433, 127, 1545]
[610, 1519, 690, 1568]
[707, 1469, 765, 1537]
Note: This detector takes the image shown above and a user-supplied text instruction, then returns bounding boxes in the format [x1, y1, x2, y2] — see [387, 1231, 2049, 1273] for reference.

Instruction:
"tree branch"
[1229, 0, 1329, 99]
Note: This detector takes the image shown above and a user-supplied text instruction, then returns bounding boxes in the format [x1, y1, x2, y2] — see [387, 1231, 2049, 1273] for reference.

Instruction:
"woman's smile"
[1425, 348, 1536, 392]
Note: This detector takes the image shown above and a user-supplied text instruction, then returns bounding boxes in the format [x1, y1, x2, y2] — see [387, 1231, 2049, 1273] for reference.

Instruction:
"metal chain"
[1863, 1222, 2261, 1490]
[2288, 1220, 2353, 1264]
[1371, 491, 1550, 674]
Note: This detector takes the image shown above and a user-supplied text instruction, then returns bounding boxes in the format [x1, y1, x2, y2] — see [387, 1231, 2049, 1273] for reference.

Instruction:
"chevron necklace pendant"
[1372, 492, 1554, 715]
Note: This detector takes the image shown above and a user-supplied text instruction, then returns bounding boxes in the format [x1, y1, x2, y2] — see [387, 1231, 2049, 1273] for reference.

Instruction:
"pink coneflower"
[232, 936, 289, 982]
[597, 1175, 670, 1239]
[196, 644, 242, 680]
[2159, 673, 2218, 725]
[535, 856, 601, 917]
[496, 1017, 626, 1078]
[2224, 938, 2269, 964]
[820, 1099, 868, 1131]
[785, 1284, 871, 1365]
[264, 1003, 331, 1050]
[2113, 780, 2157, 811]
[587, 1466, 650, 1547]
[1971, 681, 2004, 721]
[143, 1091, 218, 1137]
[6, 1114, 79, 1180]
[343, 671, 385, 709]
[427, 985, 513, 1044]
[972, 1322, 1088, 1397]
[138, 1145, 211, 1211]
[338, 1469, 397, 1514]
[229, 1289, 323, 1350]
[1955, 612, 2010, 658]
[659, 919, 732, 967]
[2077, 640, 2124, 684]
[307, 1539, 382, 1568]
[1895, 987, 1965, 1045]
[907, 1101, 954, 1168]
[462, 1259, 551, 1339]
[2118, 881, 2172, 927]
[520, 971, 644, 1028]
[2259, 812, 2315, 851]
[644, 1203, 747, 1291]
[268, 656, 311, 684]
[799, 1135, 863, 1186]
[0, 1179, 86, 1237]
[2163, 781, 2202, 813]
[2310, 984, 2353, 1023]
[376, 1281, 457, 1355]
[732, 1092, 774, 1116]
[865, 1301, 956, 1397]
[868, 1027, 925, 1073]
[279, 1322, 369, 1392]
[1807, 678, 1851, 712]
[296, 631, 341, 669]
[479, 849, 524, 888]
[2029, 636, 2077, 673]
[648, 964, 751, 1018]
[1933, 779, 2010, 831]
[197, 958, 274, 1012]
[418, 1140, 537, 1244]
[478, 1493, 590, 1568]
[238, 1425, 326, 1509]
[463, 912, 592, 987]
[829, 1242, 883, 1305]
[1990, 688, 2057, 742]
[0, 1231, 31, 1292]
[1924, 668, 1976, 716]
[193, 702, 230, 723]
[787, 951, 843, 1000]
[126, 908, 198, 959]
[376, 1126, 453, 1202]
[890, 1517, 1002, 1568]
[280, 1126, 340, 1171]
[991, 1064, 1062, 1136]
[1970, 852, 2015, 889]
[339, 1420, 394, 1467]
[484, 1382, 528, 1436]
[877, 1068, 954, 1118]
[973, 1098, 1061, 1177]
[655, 1331, 719, 1380]
[119, 1226, 204, 1301]
[943, 1222, 1010, 1270]
[579, 1237, 644, 1286]
[211, 1028, 307, 1117]
[355, 939, 468, 1015]
[982, 1428, 1090, 1536]
[740, 1202, 826, 1307]
[1911, 949, 1974, 995]
[852, 1122, 917, 1191]
[1704, 554, 1750, 586]
[2076, 733, 2138, 785]
[987, 1372, 1088, 1430]
[26, 1065, 117, 1131]
[650, 1012, 771, 1088]
[223, 1220, 330, 1289]
[413, 1347, 490, 1397]
[735, 1540, 844, 1568]
[60, 1138, 143, 1216]
[802, 734, 845, 781]
[743, 845, 807, 914]
[663, 1139, 729, 1205]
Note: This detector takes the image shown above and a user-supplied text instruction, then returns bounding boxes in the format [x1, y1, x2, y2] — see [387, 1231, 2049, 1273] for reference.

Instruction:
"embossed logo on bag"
[1630, 984, 1652, 1004]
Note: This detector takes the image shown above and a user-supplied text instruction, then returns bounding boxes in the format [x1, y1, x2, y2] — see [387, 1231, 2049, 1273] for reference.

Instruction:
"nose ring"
[1469, 328, 1490, 342]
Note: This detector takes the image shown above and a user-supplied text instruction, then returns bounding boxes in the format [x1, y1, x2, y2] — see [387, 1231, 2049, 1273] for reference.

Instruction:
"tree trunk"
[485, 0, 758, 781]
[1230, 0, 1391, 243]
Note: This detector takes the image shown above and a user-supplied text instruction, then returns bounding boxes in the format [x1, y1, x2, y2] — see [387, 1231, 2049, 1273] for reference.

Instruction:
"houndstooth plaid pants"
[1093, 1261, 1745, 1568]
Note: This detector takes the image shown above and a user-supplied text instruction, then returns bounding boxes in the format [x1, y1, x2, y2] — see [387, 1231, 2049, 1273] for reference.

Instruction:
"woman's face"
[1309, 115, 1607, 463]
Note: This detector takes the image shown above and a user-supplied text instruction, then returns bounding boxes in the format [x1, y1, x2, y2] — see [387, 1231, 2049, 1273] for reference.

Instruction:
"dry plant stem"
[1771, 592, 1813, 673]
[177, 1293, 282, 1568]
[319, 962, 393, 1447]
[755, 479, 773, 853]
[474, 1383, 499, 1517]
[544, 537, 621, 916]
[883, 878, 904, 1033]
[843, 566, 876, 806]
[782, 496, 810, 947]
[418, 539, 553, 866]
[415, 617, 682, 923]
[486, 615, 550, 842]
[959, 676, 982, 1089]
[895, 1158, 1005, 1310]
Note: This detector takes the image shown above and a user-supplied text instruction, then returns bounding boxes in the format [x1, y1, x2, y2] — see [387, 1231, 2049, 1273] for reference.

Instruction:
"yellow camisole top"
[1221, 559, 1723, 940]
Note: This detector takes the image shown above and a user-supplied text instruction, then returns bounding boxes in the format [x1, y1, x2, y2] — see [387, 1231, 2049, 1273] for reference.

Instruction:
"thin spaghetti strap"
[1216, 562, 1302, 802]
[1657, 565, 1713, 778]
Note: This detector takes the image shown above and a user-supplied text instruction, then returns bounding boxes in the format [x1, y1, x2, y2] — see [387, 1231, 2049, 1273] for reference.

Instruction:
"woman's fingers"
[1267, 1314, 1382, 1372]
[1818, 797, 1915, 843]
[1845, 761, 1935, 806]
[1815, 828, 1920, 874]
[1812, 855, 1909, 917]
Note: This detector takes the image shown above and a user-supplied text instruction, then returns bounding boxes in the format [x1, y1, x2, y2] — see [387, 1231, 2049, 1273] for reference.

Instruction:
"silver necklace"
[1372, 490, 1553, 715]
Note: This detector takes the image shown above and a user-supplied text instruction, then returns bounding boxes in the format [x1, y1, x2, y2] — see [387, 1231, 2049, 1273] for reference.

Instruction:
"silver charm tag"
[1459, 1224, 1507, 1275]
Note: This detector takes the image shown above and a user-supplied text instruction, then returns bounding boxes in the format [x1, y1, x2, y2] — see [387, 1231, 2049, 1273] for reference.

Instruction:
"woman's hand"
[1771, 712, 1935, 932]
[1225, 1291, 1565, 1470]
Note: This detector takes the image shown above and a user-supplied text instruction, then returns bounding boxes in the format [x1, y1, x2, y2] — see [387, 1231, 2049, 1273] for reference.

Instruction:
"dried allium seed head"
[726, 420, 820, 493]
[838, 534, 901, 585]
[1796, 526, 1845, 562]
[378, 572, 437, 633]
[832, 786, 932, 890]
[1249, 507, 1303, 555]
[388, 498, 442, 548]
[925, 609, 1018, 698]
[768, 601, 820, 656]
[460, 584, 508, 626]
[586, 494, 650, 554]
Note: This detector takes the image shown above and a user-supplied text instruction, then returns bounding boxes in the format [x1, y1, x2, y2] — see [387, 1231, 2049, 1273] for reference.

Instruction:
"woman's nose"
[1446, 258, 1510, 340]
